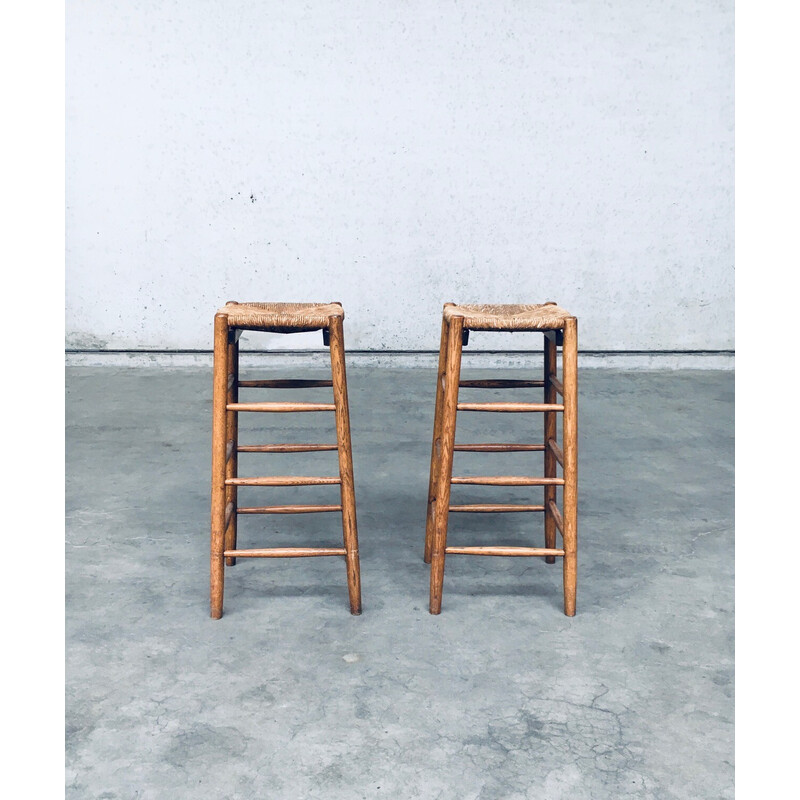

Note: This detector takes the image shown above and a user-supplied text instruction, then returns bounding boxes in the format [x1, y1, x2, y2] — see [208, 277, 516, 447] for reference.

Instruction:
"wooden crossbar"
[547, 438, 564, 467]
[451, 476, 565, 486]
[227, 402, 335, 412]
[237, 505, 342, 514]
[223, 547, 346, 558]
[453, 443, 545, 452]
[237, 443, 338, 453]
[449, 504, 546, 513]
[456, 402, 564, 412]
[458, 379, 545, 388]
[237, 379, 334, 388]
[225, 476, 341, 486]
[444, 546, 565, 557]
[547, 499, 564, 534]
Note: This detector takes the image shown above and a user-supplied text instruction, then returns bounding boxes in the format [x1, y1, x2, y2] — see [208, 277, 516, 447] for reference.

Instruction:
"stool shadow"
[220, 583, 347, 615]
[445, 582, 562, 609]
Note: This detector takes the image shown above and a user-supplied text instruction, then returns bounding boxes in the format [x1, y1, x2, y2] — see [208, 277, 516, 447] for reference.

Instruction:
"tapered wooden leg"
[562, 318, 578, 616]
[210, 314, 229, 619]
[429, 315, 464, 614]
[543, 334, 558, 563]
[224, 337, 239, 566]
[424, 314, 451, 563]
[328, 315, 362, 615]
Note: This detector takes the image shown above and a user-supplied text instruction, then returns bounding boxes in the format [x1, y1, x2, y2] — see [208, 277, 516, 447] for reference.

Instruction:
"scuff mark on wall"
[66, 332, 109, 350]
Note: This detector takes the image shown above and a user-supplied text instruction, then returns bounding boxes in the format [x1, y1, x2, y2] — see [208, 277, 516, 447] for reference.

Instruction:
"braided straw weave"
[443, 302, 574, 331]
[217, 302, 344, 332]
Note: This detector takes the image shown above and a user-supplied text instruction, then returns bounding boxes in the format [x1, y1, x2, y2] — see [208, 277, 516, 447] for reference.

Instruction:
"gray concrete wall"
[66, 1, 733, 354]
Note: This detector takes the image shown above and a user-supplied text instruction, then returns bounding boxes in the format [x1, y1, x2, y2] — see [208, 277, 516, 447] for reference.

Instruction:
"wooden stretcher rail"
[237, 379, 334, 388]
[449, 504, 546, 513]
[237, 504, 342, 514]
[550, 376, 564, 396]
[547, 438, 564, 467]
[225, 476, 341, 486]
[227, 402, 335, 412]
[444, 546, 565, 557]
[547, 499, 564, 534]
[223, 547, 347, 558]
[456, 402, 564, 412]
[237, 443, 338, 453]
[458, 379, 546, 388]
[451, 475, 565, 486]
[453, 443, 545, 452]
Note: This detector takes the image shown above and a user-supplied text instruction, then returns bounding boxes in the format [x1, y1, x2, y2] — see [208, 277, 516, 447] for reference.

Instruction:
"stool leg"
[543, 334, 558, 563]
[424, 316, 449, 564]
[224, 336, 239, 566]
[562, 318, 578, 616]
[429, 315, 464, 614]
[210, 314, 229, 619]
[328, 315, 362, 615]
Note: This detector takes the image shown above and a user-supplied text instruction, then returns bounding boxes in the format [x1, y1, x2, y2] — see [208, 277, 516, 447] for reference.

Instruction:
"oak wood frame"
[424, 311, 578, 615]
[210, 306, 362, 618]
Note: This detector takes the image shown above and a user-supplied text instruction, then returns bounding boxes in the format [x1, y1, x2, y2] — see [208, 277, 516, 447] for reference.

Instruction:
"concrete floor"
[66, 366, 733, 799]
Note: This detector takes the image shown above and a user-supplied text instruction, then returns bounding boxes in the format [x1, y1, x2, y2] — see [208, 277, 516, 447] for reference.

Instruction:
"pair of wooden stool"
[210, 301, 578, 619]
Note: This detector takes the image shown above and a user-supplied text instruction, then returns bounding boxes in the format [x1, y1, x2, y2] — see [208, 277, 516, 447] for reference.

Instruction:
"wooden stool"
[210, 302, 361, 618]
[424, 303, 578, 615]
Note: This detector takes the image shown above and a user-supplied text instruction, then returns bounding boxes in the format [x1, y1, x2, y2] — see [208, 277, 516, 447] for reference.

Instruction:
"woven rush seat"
[219, 301, 344, 333]
[443, 302, 573, 331]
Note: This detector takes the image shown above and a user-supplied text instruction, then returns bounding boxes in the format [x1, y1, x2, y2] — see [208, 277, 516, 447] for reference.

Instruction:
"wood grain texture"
[562, 316, 578, 616]
[225, 476, 341, 486]
[450, 475, 564, 486]
[237, 379, 333, 388]
[453, 443, 545, 452]
[210, 313, 229, 618]
[547, 438, 564, 468]
[458, 379, 545, 388]
[424, 316, 449, 564]
[224, 338, 239, 566]
[237, 443, 337, 453]
[544, 334, 558, 562]
[329, 314, 362, 615]
[227, 402, 335, 412]
[223, 547, 347, 558]
[237, 505, 342, 514]
[429, 314, 463, 614]
[448, 504, 545, 513]
[547, 499, 564, 534]
[445, 546, 565, 557]
[457, 402, 564, 412]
